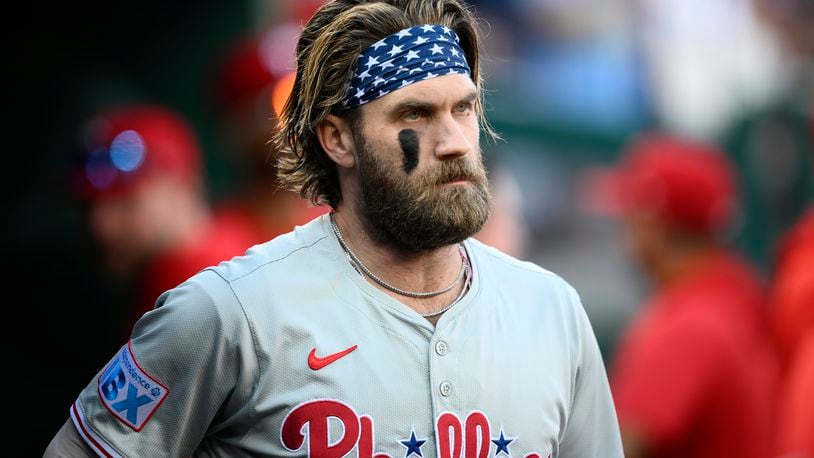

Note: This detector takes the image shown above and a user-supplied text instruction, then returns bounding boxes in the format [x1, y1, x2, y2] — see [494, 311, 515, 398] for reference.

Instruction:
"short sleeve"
[70, 269, 257, 457]
[559, 285, 624, 457]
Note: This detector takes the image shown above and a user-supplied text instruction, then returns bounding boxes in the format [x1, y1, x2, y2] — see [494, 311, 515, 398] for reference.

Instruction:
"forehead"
[363, 74, 477, 112]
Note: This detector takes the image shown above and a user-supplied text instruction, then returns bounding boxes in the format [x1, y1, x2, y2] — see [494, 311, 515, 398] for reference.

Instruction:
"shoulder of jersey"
[467, 237, 560, 280]
[467, 237, 580, 299]
[204, 216, 330, 284]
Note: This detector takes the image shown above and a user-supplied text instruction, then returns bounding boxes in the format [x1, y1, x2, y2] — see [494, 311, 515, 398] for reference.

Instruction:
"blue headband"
[343, 24, 472, 109]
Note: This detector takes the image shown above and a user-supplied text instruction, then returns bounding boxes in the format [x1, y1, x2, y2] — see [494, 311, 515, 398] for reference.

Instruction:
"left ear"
[315, 114, 357, 169]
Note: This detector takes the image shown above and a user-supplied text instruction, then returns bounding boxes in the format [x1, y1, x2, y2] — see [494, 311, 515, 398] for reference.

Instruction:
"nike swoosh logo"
[308, 344, 358, 370]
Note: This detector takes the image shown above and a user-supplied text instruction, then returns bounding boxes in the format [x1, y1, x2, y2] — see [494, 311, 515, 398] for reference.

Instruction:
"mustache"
[421, 159, 487, 186]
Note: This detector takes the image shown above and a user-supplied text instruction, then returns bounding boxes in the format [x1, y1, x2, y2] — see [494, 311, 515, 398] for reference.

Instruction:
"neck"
[653, 242, 718, 288]
[332, 207, 467, 319]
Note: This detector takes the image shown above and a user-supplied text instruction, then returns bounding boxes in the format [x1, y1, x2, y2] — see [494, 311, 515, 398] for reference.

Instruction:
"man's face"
[88, 177, 179, 277]
[350, 74, 492, 253]
[622, 210, 669, 283]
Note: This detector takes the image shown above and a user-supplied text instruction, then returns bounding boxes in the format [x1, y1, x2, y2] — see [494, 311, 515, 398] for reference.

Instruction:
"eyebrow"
[389, 90, 478, 116]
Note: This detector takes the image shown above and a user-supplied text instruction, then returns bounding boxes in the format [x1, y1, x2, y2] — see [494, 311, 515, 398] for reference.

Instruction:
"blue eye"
[404, 110, 422, 121]
[456, 102, 472, 113]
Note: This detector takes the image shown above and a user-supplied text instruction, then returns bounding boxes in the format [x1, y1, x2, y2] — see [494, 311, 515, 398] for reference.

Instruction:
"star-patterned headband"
[343, 24, 472, 109]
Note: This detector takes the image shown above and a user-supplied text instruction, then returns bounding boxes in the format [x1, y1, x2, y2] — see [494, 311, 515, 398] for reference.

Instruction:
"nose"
[433, 113, 475, 160]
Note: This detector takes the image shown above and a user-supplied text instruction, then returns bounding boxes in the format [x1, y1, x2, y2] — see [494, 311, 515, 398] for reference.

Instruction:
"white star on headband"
[387, 44, 403, 57]
[371, 39, 387, 50]
[364, 56, 380, 69]
[450, 48, 460, 58]
[396, 29, 412, 39]
[423, 71, 437, 80]
[430, 44, 444, 55]
[372, 76, 386, 86]
[405, 50, 420, 61]
[413, 36, 429, 46]
[421, 24, 435, 33]
[358, 69, 371, 81]
[441, 26, 452, 35]
[379, 60, 395, 70]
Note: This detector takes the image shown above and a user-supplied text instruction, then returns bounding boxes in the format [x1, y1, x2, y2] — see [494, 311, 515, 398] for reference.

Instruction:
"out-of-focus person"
[474, 163, 530, 258]
[770, 107, 814, 458]
[74, 104, 251, 333]
[212, 23, 327, 246]
[770, 207, 814, 457]
[602, 133, 778, 458]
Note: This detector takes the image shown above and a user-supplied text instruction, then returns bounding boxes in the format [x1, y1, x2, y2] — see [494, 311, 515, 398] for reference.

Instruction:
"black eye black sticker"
[398, 129, 420, 174]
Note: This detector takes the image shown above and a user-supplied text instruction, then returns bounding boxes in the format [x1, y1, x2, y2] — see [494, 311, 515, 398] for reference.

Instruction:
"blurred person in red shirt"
[753, 1, 814, 451]
[212, 23, 327, 246]
[75, 104, 251, 333]
[601, 133, 778, 458]
[771, 208, 814, 457]
[770, 104, 814, 457]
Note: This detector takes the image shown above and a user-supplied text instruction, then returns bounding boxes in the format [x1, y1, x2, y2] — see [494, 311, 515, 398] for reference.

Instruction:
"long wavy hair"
[273, 0, 497, 207]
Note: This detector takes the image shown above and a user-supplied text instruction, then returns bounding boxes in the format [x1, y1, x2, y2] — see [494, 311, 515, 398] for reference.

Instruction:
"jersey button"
[439, 381, 452, 397]
[435, 340, 449, 356]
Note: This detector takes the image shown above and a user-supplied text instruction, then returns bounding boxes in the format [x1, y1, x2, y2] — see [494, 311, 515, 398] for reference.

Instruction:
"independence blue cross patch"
[97, 343, 169, 431]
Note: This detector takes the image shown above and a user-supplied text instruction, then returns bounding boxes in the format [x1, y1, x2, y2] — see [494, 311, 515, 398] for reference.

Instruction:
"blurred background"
[8, 0, 812, 455]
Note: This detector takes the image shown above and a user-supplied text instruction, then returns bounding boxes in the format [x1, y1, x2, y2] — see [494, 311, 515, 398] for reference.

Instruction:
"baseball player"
[46, 1, 622, 456]
[606, 134, 778, 457]
[74, 104, 254, 337]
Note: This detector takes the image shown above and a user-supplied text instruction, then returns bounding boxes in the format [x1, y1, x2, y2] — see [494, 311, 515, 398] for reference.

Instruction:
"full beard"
[355, 138, 492, 254]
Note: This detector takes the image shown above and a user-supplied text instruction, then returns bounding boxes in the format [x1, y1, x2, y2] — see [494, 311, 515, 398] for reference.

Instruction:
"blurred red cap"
[215, 23, 301, 114]
[74, 104, 202, 199]
[586, 133, 739, 235]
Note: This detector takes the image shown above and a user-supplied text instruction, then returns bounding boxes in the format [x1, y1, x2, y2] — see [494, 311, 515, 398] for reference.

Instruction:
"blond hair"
[274, 0, 497, 207]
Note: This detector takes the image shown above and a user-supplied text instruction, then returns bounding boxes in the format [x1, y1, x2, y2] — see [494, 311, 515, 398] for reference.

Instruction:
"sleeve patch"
[96, 342, 169, 431]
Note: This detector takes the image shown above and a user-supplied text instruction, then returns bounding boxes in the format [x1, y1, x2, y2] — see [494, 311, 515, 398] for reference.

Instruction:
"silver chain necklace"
[419, 256, 472, 317]
[330, 214, 468, 300]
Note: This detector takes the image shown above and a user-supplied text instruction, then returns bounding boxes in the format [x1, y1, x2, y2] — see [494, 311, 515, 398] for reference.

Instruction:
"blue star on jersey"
[399, 429, 428, 457]
[492, 428, 517, 456]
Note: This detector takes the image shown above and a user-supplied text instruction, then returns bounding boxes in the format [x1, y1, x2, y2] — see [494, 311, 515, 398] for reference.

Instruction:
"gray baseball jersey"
[71, 214, 622, 457]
